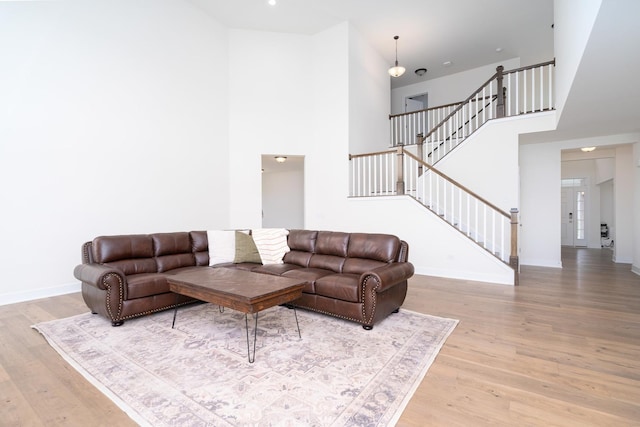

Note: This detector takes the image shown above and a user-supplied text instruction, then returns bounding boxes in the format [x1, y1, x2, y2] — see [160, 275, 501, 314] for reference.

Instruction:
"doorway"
[405, 92, 428, 113]
[261, 155, 304, 229]
[561, 178, 587, 247]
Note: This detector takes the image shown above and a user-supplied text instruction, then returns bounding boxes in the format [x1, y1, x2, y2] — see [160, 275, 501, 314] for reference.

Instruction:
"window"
[576, 191, 585, 239]
[561, 178, 586, 187]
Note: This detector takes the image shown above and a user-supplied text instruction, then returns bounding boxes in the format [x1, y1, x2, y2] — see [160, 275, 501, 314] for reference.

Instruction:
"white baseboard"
[0, 282, 81, 307]
[413, 266, 515, 285]
[631, 265, 640, 276]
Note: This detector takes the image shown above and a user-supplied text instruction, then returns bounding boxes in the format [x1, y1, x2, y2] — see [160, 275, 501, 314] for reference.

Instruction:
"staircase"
[349, 60, 556, 284]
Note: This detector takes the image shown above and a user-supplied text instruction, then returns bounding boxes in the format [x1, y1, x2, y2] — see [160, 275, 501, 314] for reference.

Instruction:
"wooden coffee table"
[167, 268, 305, 363]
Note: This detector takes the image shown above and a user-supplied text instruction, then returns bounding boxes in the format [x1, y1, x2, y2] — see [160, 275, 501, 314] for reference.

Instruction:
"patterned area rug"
[33, 304, 457, 426]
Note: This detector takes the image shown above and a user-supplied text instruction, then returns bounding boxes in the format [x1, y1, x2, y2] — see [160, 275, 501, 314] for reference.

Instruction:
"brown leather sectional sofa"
[74, 229, 414, 329]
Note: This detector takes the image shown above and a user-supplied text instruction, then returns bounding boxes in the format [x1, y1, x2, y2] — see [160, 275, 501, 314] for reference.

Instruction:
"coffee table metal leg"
[292, 307, 301, 339]
[171, 294, 179, 329]
[245, 312, 259, 363]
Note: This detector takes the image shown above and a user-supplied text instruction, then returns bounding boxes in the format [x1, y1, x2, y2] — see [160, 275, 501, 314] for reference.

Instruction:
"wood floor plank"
[1, 247, 639, 426]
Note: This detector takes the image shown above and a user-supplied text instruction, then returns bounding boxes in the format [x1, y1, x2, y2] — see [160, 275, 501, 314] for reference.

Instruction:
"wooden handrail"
[349, 147, 508, 215]
[427, 94, 498, 157]
[421, 71, 500, 141]
[349, 149, 395, 160]
[348, 146, 518, 273]
[402, 148, 510, 218]
[503, 59, 555, 76]
[389, 60, 557, 144]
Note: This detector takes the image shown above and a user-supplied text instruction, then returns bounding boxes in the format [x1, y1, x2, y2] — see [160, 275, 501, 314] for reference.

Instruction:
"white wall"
[226, 22, 357, 232]
[228, 30, 313, 229]
[634, 142, 640, 275]
[520, 133, 638, 268]
[348, 25, 390, 154]
[595, 158, 615, 183]
[438, 112, 556, 213]
[519, 143, 562, 267]
[613, 144, 634, 263]
[391, 58, 521, 115]
[553, 0, 602, 119]
[305, 23, 351, 229]
[0, 0, 230, 304]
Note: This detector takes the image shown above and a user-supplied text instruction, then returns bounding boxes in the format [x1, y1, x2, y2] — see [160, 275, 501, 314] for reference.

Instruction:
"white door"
[561, 179, 587, 247]
[561, 188, 574, 246]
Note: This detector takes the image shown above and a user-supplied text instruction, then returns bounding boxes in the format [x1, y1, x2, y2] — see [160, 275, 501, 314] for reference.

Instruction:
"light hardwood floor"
[1, 247, 639, 426]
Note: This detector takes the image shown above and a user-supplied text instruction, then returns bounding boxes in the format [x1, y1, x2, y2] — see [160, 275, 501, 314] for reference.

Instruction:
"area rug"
[33, 304, 457, 426]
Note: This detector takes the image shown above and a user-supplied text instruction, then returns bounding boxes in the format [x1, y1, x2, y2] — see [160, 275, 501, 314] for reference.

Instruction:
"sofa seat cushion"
[308, 254, 345, 273]
[314, 273, 360, 303]
[126, 273, 169, 299]
[253, 263, 302, 276]
[282, 268, 334, 293]
[224, 262, 260, 272]
[165, 266, 209, 275]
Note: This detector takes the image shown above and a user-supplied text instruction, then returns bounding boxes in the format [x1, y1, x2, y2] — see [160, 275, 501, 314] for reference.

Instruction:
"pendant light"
[388, 35, 406, 77]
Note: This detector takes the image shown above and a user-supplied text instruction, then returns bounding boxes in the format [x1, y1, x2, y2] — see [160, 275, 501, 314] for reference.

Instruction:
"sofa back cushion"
[92, 235, 157, 275]
[151, 232, 195, 273]
[347, 233, 400, 262]
[343, 233, 401, 274]
[315, 231, 349, 256]
[308, 231, 349, 273]
[190, 231, 209, 266]
[287, 230, 317, 252]
[283, 230, 317, 267]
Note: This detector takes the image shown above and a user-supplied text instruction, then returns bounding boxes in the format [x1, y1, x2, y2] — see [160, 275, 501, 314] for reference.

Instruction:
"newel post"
[396, 145, 405, 195]
[496, 65, 505, 118]
[510, 208, 519, 285]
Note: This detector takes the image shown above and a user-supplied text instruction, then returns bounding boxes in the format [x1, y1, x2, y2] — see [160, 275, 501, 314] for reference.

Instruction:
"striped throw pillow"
[251, 228, 290, 265]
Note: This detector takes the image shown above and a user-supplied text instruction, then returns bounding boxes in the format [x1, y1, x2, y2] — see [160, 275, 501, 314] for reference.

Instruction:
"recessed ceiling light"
[442, 61, 452, 67]
[414, 68, 427, 76]
[496, 47, 503, 53]
[581, 147, 596, 152]
[275, 156, 287, 163]
[268, 0, 276, 5]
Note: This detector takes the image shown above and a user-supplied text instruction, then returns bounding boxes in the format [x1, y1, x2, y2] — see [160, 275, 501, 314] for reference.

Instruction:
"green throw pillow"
[234, 231, 262, 263]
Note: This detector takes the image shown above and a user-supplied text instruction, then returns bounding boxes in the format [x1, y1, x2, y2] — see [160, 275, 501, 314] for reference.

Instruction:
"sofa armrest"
[74, 263, 126, 292]
[361, 262, 415, 293]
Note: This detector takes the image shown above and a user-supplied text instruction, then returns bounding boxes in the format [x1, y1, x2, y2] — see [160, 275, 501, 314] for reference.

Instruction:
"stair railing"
[390, 60, 555, 165]
[389, 101, 463, 147]
[349, 146, 520, 280]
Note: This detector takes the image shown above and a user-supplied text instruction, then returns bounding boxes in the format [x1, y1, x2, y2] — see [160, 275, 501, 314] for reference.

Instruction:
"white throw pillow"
[251, 228, 290, 265]
[207, 230, 236, 265]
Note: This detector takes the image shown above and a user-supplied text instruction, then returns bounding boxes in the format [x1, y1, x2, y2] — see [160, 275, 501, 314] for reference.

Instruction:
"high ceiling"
[188, 0, 554, 89]
[188, 0, 640, 145]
